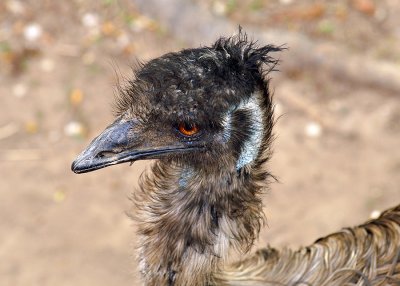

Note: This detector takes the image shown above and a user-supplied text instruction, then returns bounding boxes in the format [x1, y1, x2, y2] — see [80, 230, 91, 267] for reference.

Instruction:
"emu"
[72, 33, 400, 286]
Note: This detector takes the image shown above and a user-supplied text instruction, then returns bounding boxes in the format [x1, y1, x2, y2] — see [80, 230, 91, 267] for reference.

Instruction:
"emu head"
[72, 34, 281, 174]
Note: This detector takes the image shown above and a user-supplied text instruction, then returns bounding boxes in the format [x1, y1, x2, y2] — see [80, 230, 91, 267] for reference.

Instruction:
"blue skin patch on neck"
[235, 94, 263, 170]
[178, 167, 194, 188]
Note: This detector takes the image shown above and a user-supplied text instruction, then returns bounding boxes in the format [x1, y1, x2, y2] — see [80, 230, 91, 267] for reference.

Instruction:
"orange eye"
[178, 122, 199, 136]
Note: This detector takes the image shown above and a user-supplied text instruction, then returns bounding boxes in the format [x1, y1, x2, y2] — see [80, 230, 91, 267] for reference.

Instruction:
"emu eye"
[178, 122, 199, 137]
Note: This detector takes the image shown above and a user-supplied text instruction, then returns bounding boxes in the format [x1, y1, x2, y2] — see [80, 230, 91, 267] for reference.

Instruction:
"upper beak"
[71, 117, 202, 174]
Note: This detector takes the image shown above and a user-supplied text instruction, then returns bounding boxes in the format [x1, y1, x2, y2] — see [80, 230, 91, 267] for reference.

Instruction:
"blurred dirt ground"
[0, 0, 399, 285]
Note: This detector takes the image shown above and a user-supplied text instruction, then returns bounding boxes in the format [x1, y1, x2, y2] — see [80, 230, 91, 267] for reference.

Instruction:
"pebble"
[12, 83, 27, 98]
[305, 121, 322, 138]
[352, 0, 375, 15]
[101, 21, 116, 36]
[274, 102, 283, 117]
[82, 13, 99, 28]
[212, 1, 227, 16]
[130, 16, 150, 33]
[117, 33, 130, 48]
[64, 121, 85, 138]
[69, 88, 84, 106]
[53, 190, 66, 203]
[40, 58, 55, 72]
[6, 0, 25, 14]
[370, 210, 381, 219]
[25, 120, 38, 134]
[23, 23, 42, 42]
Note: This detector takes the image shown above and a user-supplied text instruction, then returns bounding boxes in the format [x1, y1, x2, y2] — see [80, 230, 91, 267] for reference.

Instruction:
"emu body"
[72, 33, 400, 285]
[218, 205, 400, 285]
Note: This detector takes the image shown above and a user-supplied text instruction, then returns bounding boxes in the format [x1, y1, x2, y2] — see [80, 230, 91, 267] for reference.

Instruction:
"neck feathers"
[132, 158, 270, 285]
[131, 87, 274, 286]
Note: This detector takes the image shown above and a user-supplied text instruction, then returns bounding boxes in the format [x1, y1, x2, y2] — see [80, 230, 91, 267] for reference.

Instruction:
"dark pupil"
[184, 122, 194, 131]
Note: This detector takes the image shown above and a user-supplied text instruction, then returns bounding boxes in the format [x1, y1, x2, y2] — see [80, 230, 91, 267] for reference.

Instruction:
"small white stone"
[64, 121, 84, 137]
[130, 17, 149, 33]
[212, 1, 227, 15]
[305, 121, 322, 138]
[370, 210, 381, 219]
[24, 23, 42, 42]
[12, 83, 27, 98]
[6, 0, 25, 14]
[117, 33, 130, 48]
[40, 58, 55, 72]
[274, 102, 283, 117]
[82, 13, 99, 28]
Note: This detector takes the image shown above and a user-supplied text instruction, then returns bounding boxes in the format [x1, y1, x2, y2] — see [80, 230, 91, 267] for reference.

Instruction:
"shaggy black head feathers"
[116, 32, 282, 127]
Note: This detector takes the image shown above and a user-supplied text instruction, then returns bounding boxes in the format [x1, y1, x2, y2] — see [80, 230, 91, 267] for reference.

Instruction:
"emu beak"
[71, 118, 136, 174]
[71, 117, 201, 174]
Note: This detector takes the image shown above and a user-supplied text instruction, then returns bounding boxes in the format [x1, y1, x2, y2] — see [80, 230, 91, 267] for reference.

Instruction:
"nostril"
[95, 151, 117, 159]
[95, 152, 105, 159]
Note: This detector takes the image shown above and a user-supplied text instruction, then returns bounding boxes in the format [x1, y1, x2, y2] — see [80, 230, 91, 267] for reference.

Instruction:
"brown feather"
[216, 205, 400, 286]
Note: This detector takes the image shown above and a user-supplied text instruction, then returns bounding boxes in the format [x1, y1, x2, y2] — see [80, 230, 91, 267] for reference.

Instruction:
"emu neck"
[133, 161, 266, 286]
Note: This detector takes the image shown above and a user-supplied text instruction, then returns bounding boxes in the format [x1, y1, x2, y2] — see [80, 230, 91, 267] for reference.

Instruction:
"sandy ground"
[0, 1, 399, 285]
